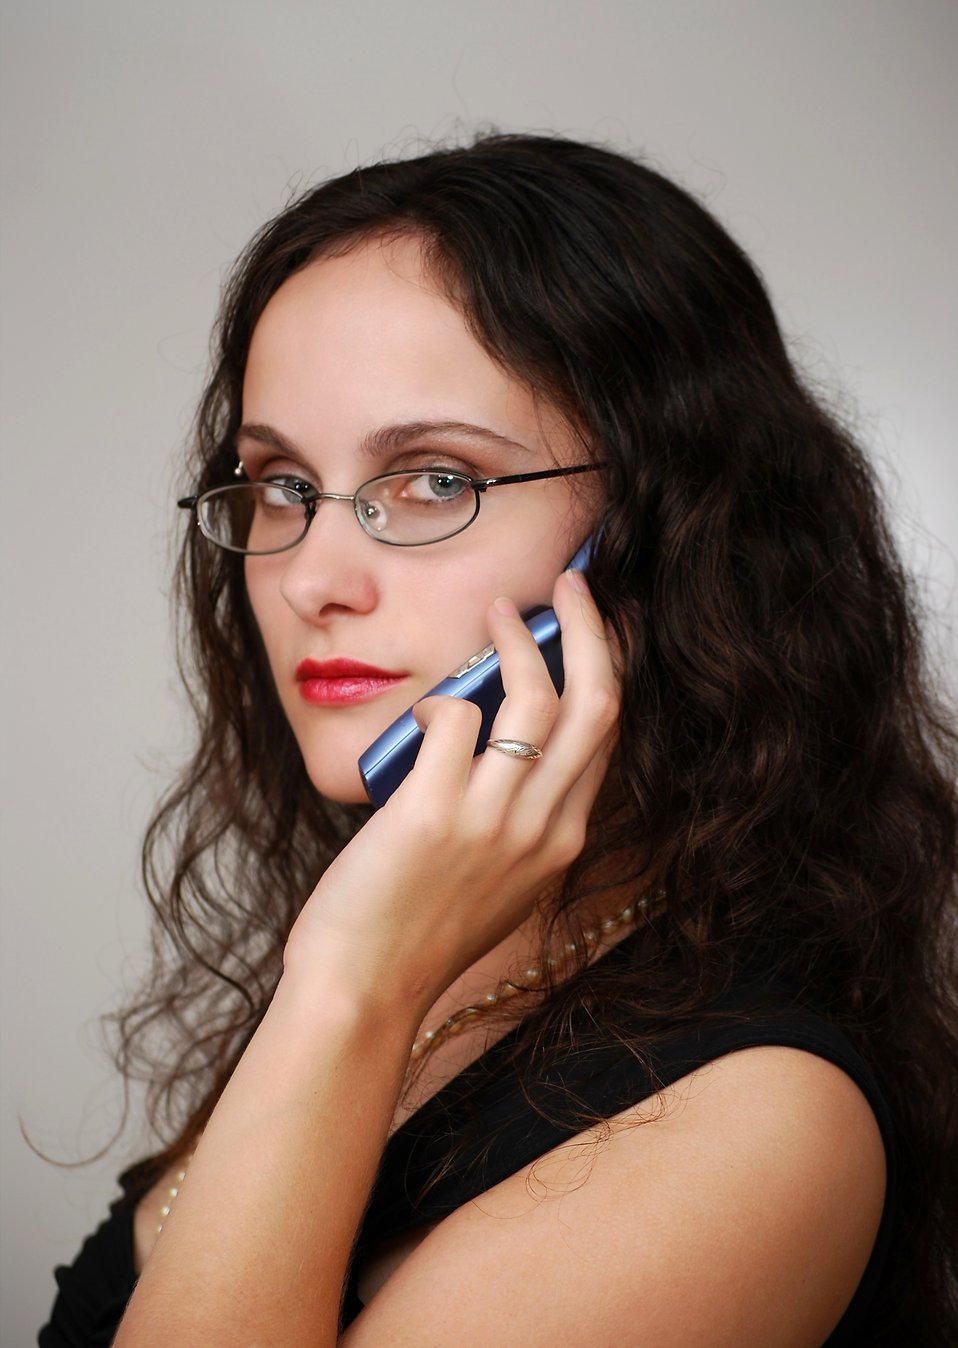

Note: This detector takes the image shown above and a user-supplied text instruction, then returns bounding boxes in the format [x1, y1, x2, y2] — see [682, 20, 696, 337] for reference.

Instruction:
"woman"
[41, 134, 958, 1345]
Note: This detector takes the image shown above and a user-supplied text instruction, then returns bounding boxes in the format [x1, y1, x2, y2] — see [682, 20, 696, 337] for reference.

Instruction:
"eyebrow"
[236, 419, 534, 462]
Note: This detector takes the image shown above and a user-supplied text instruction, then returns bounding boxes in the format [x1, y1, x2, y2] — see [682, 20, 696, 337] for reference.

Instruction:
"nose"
[275, 495, 379, 623]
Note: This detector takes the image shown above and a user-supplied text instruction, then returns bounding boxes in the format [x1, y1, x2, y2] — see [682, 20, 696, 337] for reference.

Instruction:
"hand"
[284, 568, 620, 1020]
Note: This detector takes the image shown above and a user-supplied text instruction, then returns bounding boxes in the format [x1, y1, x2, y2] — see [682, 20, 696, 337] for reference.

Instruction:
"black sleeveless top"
[39, 943, 895, 1346]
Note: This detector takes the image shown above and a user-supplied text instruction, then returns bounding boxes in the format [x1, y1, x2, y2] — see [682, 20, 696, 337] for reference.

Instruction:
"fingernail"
[565, 568, 589, 592]
[494, 596, 519, 617]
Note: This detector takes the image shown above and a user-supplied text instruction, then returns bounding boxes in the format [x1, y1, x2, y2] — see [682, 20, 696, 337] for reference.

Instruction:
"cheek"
[243, 563, 283, 668]
[407, 554, 563, 670]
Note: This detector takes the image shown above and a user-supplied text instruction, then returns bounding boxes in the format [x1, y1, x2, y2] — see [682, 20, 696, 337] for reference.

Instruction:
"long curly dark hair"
[114, 134, 958, 1343]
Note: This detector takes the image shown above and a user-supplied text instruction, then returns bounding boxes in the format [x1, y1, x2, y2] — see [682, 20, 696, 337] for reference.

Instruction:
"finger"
[470, 596, 562, 794]
[387, 694, 482, 806]
[511, 713, 616, 855]
[550, 711, 619, 824]
[553, 567, 620, 684]
[518, 568, 621, 800]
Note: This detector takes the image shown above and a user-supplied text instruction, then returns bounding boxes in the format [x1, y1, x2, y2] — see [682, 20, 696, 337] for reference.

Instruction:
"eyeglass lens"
[197, 472, 481, 554]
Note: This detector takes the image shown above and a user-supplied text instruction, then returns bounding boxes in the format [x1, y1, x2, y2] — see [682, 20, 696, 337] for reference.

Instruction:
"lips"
[295, 658, 409, 706]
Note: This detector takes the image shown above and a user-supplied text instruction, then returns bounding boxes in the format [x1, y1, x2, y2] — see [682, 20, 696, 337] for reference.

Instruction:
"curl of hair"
[111, 134, 958, 1342]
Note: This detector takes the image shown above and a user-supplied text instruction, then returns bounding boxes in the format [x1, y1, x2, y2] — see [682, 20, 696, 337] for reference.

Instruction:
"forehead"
[255, 234, 460, 345]
[248, 235, 479, 387]
[242, 235, 575, 458]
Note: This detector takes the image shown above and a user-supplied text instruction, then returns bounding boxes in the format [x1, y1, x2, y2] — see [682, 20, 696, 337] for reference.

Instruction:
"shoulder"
[346, 1045, 885, 1347]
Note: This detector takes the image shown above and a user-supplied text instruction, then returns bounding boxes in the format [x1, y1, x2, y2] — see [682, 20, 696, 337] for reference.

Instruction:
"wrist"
[282, 913, 445, 1031]
[274, 949, 427, 1057]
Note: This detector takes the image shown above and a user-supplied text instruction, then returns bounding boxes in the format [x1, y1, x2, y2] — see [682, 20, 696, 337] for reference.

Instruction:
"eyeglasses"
[177, 463, 602, 554]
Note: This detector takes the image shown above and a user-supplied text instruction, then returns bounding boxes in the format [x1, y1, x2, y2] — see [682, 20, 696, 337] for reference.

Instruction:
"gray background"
[2, 1, 955, 1340]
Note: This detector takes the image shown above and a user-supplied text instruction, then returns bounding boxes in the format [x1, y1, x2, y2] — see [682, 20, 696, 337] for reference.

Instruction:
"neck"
[400, 882, 655, 1118]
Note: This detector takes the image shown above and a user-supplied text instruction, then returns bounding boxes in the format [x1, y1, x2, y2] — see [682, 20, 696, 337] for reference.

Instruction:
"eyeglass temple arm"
[473, 463, 602, 492]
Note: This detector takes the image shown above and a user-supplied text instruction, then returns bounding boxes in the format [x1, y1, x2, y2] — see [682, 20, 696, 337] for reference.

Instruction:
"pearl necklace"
[409, 895, 649, 1060]
[155, 1152, 194, 1235]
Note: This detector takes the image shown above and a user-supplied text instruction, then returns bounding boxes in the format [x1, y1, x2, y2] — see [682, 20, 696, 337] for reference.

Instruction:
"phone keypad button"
[449, 643, 496, 678]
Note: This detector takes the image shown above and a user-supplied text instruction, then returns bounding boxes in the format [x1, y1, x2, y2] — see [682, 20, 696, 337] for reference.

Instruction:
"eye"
[255, 476, 313, 511]
[398, 469, 472, 504]
[261, 474, 314, 500]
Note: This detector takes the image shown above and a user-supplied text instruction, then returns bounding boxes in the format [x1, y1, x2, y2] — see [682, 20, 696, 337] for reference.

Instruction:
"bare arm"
[115, 569, 620, 1344]
[346, 1046, 885, 1348]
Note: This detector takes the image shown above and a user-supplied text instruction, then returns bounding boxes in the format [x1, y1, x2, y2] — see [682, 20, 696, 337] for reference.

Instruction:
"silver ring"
[486, 738, 543, 760]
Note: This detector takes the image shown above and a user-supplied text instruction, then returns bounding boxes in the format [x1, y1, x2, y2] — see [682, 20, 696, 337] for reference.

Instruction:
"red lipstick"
[295, 658, 408, 706]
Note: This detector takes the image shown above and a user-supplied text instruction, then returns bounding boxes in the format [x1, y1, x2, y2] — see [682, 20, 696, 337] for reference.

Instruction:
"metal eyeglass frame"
[177, 462, 603, 554]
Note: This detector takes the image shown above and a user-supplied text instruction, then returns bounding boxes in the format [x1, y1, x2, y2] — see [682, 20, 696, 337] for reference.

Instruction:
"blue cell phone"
[358, 535, 593, 807]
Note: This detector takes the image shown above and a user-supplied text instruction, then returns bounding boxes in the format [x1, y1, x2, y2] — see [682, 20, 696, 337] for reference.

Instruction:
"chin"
[304, 758, 372, 807]
[289, 694, 420, 807]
